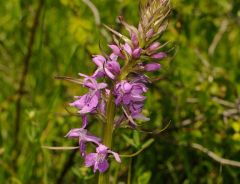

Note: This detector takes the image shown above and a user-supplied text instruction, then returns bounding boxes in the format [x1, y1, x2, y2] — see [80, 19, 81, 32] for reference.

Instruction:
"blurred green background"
[1, 0, 240, 183]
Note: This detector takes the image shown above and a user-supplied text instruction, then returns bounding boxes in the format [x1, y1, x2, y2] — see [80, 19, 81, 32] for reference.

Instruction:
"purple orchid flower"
[66, 128, 101, 157]
[114, 81, 145, 105]
[85, 144, 121, 173]
[61, 0, 170, 175]
[109, 45, 125, 59]
[92, 54, 121, 79]
[70, 93, 99, 114]
[70, 75, 107, 114]
[129, 102, 149, 121]
[114, 80, 147, 106]
[114, 80, 149, 126]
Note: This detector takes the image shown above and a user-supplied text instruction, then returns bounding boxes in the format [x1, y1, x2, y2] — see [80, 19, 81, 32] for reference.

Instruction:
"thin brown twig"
[156, 138, 240, 169]
[82, 0, 100, 26]
[191, 143, 240, 168]
[212, 97, 236, 108]
[208, 19, 229, 56]
[14, 0, 45, 144]
[167, 115, 204, 131]
[56, 149, 78, 184]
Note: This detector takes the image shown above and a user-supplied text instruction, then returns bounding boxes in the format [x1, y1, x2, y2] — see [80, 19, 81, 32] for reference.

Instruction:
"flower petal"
[82, 115, 88, 129]
[109, 53, 118, 61]
[108, 150, 121, 163]
[109, 44, 121, 56]
[79, 141, 86, 157]
[104, 68, 115, 79]
[92, 55, 105, 67]
[98, 82, 108, 89]
[92, 68, 105, 78]
[132, 48, 142, 59]
[97, 159, 109, 173]
[106, 61, 121, 75]
[85, 134, 101, 145]
[123, 43, 132, 56]
[131, 31, 139, 48]
[70, 94, 87, 109]
[85, 153, 97, 167]
[96, 144, 108, 153]
[65, 128, 82, 138]
[123, 82, 132, 92]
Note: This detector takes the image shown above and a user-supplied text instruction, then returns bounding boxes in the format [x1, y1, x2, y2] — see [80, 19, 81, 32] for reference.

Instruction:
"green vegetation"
[0, 0, 240, 183]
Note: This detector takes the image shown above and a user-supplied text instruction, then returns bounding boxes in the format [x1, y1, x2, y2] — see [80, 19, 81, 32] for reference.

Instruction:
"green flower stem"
[98, 90, 116, 184]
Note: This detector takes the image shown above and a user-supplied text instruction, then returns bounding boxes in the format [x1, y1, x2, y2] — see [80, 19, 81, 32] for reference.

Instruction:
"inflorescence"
[64, 0, 170, 173]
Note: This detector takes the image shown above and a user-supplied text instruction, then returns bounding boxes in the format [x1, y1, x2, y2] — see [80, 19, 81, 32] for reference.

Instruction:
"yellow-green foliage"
[0, 0, 240, 183]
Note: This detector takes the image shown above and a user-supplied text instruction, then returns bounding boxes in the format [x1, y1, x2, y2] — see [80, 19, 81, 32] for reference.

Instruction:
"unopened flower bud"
[144, 63, 161, 71]
[148, 42, 160, 52]
[151, 52, 166, 59]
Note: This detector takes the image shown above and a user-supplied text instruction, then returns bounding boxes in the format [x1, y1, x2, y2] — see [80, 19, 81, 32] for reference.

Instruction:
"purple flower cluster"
[114, 80, 149, 127]
[64, 2, 169, 173]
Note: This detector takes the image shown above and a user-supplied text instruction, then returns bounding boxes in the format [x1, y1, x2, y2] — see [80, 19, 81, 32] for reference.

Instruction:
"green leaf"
[138, 171, 152, 184]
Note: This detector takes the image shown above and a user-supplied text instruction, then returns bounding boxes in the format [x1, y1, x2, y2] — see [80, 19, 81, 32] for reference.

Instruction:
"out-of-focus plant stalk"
[98, 91, 116, 184]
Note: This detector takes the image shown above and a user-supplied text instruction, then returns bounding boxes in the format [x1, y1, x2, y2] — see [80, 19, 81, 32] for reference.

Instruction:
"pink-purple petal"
[123, 43, 132, 56]
[109, 151, 121, 163]
[104, 68, 115, 79]
[85, 153, 97, 167]
[132, 48, 142, 59]
[109, 44, 121, 56]
[97, 159, 109, 173]
[92, 55, 106, 67]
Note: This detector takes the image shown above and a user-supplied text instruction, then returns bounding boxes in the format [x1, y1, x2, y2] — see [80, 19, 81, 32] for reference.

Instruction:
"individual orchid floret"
[113, 78, 150, 127]
[92, 54, 121, 79]
[109, 45, 125, 59]
[129, 102, 149, 121]
[85, 144, 121, 173]
[80, 73, 108, 90]
[70, 75, 107, 114]
[70, 92, 100, 114]
[114, 80, 147, 106]
[66, 128, 101, 156]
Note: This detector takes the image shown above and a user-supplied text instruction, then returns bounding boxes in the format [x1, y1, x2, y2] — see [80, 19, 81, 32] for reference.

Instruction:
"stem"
[13, 0, 44, 169]
[127, 158, 132, 184]
[98, 91, 116, 184]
